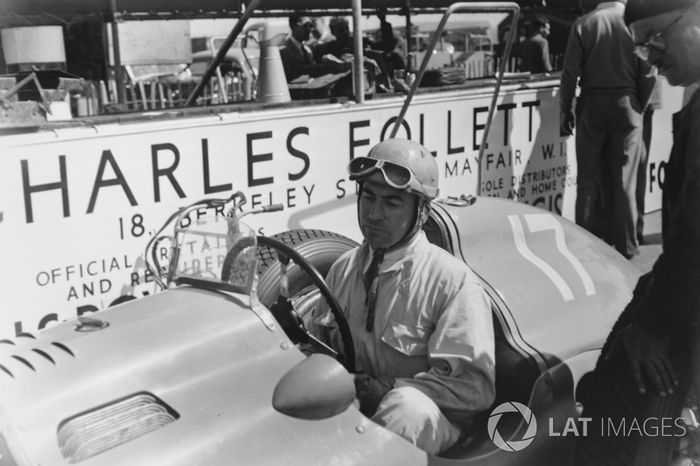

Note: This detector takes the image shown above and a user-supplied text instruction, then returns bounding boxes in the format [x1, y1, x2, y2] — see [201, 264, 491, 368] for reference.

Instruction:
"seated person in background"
[313, 17, 354, 62]
[313, 139, 496, 455]
[280, 13, 348, 82]
[306, 18, 324, 48]
[304, 15, 382, 95]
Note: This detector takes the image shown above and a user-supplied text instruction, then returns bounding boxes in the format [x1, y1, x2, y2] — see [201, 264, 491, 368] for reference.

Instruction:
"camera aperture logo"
[487, 401, 537, 452]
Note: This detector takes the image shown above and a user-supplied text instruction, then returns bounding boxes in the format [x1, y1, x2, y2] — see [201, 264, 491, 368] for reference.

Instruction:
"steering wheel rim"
[256, 235, 356, 372]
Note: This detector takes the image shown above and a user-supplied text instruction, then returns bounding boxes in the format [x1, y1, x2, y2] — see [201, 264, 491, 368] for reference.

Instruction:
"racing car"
[0, 191, 642, 465]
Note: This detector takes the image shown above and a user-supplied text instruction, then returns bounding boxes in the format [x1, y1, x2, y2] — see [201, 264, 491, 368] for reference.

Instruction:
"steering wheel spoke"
[306, 334, 339, 360]
[268, 295, 310, 344]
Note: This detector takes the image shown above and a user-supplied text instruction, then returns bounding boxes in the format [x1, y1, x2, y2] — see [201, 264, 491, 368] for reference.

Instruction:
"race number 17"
[508, 214, 595, 301]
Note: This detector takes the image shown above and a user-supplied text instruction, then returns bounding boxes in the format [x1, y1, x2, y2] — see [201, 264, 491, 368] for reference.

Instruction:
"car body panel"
[0, 287, 426, 465]
[0, 196, 641, 465]
[431, 197, 640, 364]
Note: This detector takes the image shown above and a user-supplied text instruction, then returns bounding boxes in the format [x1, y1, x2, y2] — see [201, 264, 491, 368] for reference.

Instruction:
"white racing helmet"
[348, 138, 439, 200]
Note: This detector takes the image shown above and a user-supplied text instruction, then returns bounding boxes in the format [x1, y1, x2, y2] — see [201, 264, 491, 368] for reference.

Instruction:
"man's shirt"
[559, 1, 653, 112]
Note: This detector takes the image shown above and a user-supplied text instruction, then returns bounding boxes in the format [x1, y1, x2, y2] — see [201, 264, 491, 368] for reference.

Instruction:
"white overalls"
[314, 232, 496, 454]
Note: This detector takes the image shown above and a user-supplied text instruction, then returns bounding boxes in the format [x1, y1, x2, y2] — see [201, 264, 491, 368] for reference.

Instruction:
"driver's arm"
[307, 257, 346, 349]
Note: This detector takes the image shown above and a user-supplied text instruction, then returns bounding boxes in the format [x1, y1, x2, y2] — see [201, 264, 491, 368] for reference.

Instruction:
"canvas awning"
[0, 0, 586, 28]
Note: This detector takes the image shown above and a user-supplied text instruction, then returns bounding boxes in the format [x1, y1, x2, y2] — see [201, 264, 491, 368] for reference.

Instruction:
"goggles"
[633, 10, 685, 61]
[348, 156, 438, 198]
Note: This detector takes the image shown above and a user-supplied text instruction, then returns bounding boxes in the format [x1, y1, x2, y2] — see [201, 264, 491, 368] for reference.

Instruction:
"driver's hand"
[354, 373, 394, 417]
[610, 322, 678, 397]
[297, 342, 316, 356]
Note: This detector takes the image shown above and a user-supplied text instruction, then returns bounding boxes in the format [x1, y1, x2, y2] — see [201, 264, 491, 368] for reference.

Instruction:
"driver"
[313, 138, 496, 455]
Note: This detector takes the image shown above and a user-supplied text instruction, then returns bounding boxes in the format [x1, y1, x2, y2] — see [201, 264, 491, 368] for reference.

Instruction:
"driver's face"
[358, 174, 417, 250]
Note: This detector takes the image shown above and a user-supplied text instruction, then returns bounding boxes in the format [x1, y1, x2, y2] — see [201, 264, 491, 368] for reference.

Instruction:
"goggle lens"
[348, 157, 379, 174]
[385, 164, 412, 186]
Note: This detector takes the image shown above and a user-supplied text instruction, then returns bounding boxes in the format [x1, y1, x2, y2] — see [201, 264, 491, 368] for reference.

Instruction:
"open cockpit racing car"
[3, 0, 686, 463]
[0, 190, 643, 465]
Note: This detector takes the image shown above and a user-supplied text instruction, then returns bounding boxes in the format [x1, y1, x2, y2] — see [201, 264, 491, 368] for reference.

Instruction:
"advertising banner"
[0, 81, 675, 338]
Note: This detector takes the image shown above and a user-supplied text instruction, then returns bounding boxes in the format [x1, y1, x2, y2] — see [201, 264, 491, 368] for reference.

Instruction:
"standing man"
[559, 0, 656, 259]
[575, 2, 700, 464]
[520, 17, 553, 74]
[615, 0, 700, 397]
[280, 13, 346, 82]
[313, 139, 496, 455]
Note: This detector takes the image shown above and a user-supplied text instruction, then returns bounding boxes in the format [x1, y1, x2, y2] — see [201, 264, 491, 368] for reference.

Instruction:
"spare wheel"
[255, 229, 358, 309]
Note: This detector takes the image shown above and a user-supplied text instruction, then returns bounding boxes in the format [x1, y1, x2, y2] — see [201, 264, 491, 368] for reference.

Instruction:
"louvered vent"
[57, 392, 178, 463]
[0, 340, 75, 379]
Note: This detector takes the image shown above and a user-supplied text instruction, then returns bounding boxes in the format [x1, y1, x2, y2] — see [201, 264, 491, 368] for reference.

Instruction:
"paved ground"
[629, 209, 663, 274]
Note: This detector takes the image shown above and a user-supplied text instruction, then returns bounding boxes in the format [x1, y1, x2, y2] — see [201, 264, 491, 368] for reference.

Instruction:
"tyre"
[254, 229, 358, 308]
[576, 273, 699, 466]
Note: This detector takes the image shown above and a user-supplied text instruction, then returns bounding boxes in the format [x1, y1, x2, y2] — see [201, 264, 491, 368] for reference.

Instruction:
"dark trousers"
[575, 92, 644, 258]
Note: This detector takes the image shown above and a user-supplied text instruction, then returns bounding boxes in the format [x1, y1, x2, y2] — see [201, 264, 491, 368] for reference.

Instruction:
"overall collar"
[362, 231, 425, 276]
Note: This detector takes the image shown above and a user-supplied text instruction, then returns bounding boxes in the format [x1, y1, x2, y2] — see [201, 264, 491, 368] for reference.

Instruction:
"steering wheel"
[248, 236, 356, 372]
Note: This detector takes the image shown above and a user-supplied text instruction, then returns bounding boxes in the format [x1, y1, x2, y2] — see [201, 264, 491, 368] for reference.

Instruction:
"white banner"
[0, 80, 678, 338]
